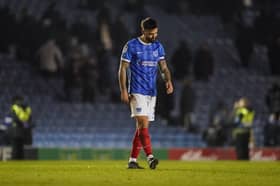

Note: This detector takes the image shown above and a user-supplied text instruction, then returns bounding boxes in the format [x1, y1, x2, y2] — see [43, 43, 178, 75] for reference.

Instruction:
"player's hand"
[120, 91, 130, 104]
[166, 81, 174, 94]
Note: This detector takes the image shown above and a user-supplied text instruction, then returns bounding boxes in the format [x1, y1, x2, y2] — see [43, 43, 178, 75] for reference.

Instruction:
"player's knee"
[136, 116, 149, 128]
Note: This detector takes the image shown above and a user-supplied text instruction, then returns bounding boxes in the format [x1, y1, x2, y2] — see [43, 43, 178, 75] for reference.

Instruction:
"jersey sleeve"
[158, 43, 165, 61]
[121, 42, 132, 63]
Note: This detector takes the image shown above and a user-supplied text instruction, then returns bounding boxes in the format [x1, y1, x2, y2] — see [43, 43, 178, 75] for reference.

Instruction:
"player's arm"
[159, 60, 174, 94]
[118, 60, 130, 104]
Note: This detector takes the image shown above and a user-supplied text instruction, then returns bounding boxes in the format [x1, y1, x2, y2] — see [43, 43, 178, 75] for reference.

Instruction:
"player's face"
[143, 28, 158, 43]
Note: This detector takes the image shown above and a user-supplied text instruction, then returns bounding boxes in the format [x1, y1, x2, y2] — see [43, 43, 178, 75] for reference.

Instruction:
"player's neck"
[139, 35, 149, 44]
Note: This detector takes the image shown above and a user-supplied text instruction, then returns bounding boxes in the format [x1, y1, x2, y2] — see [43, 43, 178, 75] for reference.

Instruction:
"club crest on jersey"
[136, 107, 142, 113]
[153, 50, 158, 57]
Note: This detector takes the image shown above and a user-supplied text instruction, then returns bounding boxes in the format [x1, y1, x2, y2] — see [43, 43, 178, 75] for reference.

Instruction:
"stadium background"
[0, 0, 280, 161]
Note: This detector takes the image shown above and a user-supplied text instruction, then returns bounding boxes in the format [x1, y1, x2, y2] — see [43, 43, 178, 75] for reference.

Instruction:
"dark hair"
[141, 17, 158, 30]
[12, 95, 24, 104]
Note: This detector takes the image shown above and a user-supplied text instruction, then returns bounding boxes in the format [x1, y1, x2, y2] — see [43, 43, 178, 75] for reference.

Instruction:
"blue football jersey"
[121, 37, 165, 96]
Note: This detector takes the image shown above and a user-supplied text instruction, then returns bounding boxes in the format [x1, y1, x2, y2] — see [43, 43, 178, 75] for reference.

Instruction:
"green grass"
[0, 160, 279, 186]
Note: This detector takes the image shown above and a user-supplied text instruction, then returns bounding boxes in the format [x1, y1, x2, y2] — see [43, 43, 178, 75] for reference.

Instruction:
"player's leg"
[146, 96, 158, 169]
[128, 128, 144, 169]
[136, 115, 158, 169]
[127, 94, 146, 169]
[136, 116, 152, 156]
[128, 94, 158, 169]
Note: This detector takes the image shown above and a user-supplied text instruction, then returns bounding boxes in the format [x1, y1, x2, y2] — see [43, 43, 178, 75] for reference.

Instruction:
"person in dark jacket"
[179, 79, 196, 131]
[264, 82, 280, 146]
[193, 43, 214, 81]
[171, 40, 192, 81]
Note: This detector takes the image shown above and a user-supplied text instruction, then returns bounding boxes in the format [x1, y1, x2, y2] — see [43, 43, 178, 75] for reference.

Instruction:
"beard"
[146, 37, 156, 43]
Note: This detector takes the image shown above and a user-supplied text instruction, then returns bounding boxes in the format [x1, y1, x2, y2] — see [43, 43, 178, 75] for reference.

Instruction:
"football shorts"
[130, 93, 156, 121]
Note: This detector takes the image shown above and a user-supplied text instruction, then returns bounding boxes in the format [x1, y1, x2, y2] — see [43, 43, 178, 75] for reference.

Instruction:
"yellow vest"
[235, 107, 254, 127]
[11, 104, 32, 122]
[233, 107, 255, 143]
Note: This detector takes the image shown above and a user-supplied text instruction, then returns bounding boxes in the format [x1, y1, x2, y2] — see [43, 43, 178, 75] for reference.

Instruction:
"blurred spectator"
[63, 45, 85, 101]
[267, 37, 280, 76]
[235, 0, 256, 68]
[41, 1, 58, 22]
[0, 7, 16, 54]
[253, 8, 272, 46]
[80, 55, 99, 103]
[0, 117, 11, 146]
[217, 0, 241, 26]
[193, 43, 214, 81]
[263, 113, 280, 146]
[156, 77, 174, 125]
[96, 4, 113, 53]
[203, 100, 230, 146]
[170, 40, 192, 81]
[234, 3, 255, 69]
[179, 79, 196, 131]
[231, 97, 254, 160]
[70, 16, 93, 44]
[97, 2, 112, 24]
[108, 54, 121, 103]
[41, 1, 67, 42]
[234, 27, 254, 68]
[16, 9, 42, 62]
[65, 36, 80, 59]
[112, 15, 130, 56]
[96, 49, 114, 97]
[235, 2, 256, 31]
[264, 82, 280, 146]
[266, 82, 280, 116]
[37, 39, 64, 78]
[99, 21, 113, 52]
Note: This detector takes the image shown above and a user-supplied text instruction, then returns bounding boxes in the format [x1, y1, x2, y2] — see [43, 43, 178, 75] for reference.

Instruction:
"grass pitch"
[0, 160, 279, 186]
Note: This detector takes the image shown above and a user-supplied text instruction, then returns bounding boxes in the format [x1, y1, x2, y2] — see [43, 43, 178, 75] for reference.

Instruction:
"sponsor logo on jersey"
[136, 107, 142, 113]
[141, 61, 157, 67]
